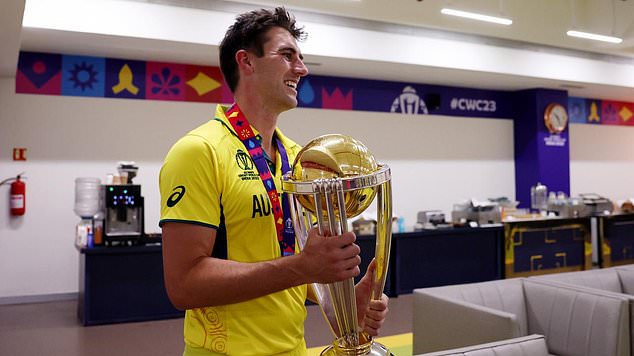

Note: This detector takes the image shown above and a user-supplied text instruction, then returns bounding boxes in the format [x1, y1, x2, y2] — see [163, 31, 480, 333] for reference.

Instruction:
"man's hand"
[355, 259, 389, 336]
[296, 227, 361, 284]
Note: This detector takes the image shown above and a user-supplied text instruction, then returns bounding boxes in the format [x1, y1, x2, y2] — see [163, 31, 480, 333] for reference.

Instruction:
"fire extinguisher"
[1, 173, 26, 216]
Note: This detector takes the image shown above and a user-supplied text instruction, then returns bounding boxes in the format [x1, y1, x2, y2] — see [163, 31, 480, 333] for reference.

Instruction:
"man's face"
[250, 27, 309, 112]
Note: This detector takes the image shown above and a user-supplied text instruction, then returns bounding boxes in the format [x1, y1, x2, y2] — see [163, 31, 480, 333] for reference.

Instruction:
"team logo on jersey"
[236, 149, 254, 170]
[166, 185, 186, 207]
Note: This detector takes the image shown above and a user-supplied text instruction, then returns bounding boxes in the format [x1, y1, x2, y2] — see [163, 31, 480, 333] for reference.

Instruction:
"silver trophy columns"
[282, 134, 393, 355]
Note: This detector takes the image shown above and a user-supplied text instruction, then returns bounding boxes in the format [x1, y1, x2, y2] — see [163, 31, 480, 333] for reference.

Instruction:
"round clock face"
[544, 103, 568, 134]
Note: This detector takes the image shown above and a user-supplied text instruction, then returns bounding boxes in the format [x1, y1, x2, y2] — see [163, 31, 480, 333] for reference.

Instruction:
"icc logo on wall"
[390, 86, 429, 115]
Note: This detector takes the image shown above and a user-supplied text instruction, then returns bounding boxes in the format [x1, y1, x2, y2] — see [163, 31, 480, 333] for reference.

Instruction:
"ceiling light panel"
[441, 8, 512, 26]
[566, 30, 623, 44]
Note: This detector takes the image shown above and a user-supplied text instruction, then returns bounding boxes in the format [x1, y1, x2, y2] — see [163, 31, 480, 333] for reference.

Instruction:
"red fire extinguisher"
[10, 175, 26, 216]
[1, 173, 26, 216]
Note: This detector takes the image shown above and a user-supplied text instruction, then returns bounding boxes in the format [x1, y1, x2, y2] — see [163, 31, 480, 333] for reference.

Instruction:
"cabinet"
[504, 218, 592, 278]
[598, 213, 634, 267]
[78, 245, 183, 325]
[393, 227, 504, 294]
[356, 227, 504, 296]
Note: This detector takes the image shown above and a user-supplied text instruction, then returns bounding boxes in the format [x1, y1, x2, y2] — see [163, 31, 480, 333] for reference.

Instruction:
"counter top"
[79, 243, 162, 255]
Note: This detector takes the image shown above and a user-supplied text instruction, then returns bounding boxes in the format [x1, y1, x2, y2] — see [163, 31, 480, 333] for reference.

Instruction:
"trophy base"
[320, 335, 390, 356]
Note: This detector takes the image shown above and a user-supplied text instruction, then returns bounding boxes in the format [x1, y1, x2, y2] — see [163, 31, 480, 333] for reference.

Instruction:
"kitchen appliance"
[579, 193, 614, 216]
[103, 184, 144, 245]
[546, 196, 590, 218]
[452, 200, 501, 226]
[416, 210, 450, 229]
[352, 218, 376, 236]
[117, 161, 139, 184]
[73, 177, 102, 248]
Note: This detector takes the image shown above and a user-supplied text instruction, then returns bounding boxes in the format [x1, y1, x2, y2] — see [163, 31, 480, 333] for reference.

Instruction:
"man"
[159, 7, 388, 356]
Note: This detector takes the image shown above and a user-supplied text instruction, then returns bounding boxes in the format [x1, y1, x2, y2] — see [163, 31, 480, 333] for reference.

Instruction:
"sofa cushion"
[421, 278, 528, 336]
[413, 289, 521, 354]
[524, 279, 630, 356]
[533, 268, 622, 293]
[615, 265, 634, 295]
[419, 334, 550, 356]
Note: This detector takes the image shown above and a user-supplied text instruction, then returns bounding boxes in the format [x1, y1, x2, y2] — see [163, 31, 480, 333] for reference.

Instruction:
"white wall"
[569, 123, 634, 203]
[0, 77, 517, 298]
[0, 78, 211, 298]
[6, 72, 634, 300]
[278, 108, 516, 223]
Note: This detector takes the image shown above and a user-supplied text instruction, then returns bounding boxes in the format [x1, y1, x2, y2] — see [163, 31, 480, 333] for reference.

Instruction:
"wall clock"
[544, 103, 568, 134]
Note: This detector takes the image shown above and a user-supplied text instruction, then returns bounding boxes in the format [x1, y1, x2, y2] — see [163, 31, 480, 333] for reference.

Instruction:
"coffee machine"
[103, 184, 144, 245]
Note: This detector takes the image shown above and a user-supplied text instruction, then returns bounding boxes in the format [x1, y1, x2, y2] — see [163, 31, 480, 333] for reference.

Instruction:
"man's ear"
[235, 50, 255, 74]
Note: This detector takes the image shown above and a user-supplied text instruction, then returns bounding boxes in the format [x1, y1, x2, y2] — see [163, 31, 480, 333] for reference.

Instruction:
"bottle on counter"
[531, 182, 548, 212]
[93, 213, 104, 246]
[75, 218, 92, 249]
[397, 217, 405, 233]
[74, 177, 101, 218]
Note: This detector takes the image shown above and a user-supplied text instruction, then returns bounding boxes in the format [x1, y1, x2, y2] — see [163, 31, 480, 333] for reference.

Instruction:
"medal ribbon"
[225, 104, 295, 256]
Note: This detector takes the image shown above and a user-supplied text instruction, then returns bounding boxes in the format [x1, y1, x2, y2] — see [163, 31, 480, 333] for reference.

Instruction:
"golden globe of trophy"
[282, 134, 393, 356]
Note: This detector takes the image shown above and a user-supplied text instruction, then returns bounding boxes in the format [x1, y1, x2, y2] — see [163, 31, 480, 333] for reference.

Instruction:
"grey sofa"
[418, 334, 549, 356]
[531, 266, 634, 295]
[413, 278, 630, 356]
[616, 265, 634, 294]
[531, 266, 634, 355]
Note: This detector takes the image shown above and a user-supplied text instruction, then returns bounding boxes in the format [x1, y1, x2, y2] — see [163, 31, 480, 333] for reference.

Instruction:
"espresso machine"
[101, 163, 145, 245]
[103, 184, 144, 245]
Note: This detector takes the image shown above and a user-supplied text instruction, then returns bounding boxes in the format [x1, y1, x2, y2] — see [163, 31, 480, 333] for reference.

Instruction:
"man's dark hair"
[219, 7, 306, 92]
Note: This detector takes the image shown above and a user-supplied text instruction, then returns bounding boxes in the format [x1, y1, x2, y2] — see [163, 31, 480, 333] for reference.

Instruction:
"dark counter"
[503, 217, 592, 278]
[78, 217, 601, 326]
[598, 213, 634, 267]
[78, 227, 505, 325]
[357, 226, 504, 295]
[78, 244, 183, 326]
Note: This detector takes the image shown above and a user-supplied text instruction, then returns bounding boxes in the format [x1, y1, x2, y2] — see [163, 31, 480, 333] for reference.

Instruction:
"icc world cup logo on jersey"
[236, 149, 259, 181]
[236, 149, 254, 170]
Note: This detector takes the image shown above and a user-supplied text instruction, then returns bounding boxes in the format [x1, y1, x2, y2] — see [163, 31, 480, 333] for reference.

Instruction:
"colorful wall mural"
[15, 51, 513, 119]
[568, 97, 634, 126]
[16, 52, 233, 103]
[15, 51, 634, 127]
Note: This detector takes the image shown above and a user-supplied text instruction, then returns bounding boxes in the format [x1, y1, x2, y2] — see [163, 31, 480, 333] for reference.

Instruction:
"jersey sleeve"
[159, 134, 222, 228]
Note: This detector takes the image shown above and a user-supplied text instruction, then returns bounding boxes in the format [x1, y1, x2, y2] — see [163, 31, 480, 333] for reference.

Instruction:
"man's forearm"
[169, 254, 307, 309]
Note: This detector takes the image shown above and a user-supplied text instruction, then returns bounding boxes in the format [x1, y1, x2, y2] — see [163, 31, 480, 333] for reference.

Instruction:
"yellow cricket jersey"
[159, 104, 307, 356]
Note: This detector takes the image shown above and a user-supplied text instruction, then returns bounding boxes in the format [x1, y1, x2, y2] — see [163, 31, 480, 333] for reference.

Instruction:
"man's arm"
[162, 222, 361, 310]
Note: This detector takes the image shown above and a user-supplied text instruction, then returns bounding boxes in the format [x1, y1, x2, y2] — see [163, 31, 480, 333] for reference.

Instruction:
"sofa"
[530, 266, 634, 295]
[531, 266, 634, 354]
[413, 277, 630, 356]
[616, 265, 634, 295]
[418, 334, 549, 356]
